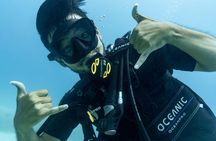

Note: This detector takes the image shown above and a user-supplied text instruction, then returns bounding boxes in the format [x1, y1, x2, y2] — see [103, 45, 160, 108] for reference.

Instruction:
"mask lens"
[57, 39, 74, 57]
[49, 18, 98, 64]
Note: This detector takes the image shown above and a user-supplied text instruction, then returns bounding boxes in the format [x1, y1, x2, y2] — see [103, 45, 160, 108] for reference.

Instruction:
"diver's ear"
[96, 29, 99, 34]
[95, 29, 100, 35]
[96, 28, 103, 40]
[95, 30, 105, 54]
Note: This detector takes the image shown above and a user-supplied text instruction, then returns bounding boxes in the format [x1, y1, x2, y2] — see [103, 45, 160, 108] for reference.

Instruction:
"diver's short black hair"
[36, 0, 87, 48]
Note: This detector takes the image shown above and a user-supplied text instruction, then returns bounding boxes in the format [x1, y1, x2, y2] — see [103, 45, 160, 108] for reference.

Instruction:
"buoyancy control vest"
[79, 32, 216, 141]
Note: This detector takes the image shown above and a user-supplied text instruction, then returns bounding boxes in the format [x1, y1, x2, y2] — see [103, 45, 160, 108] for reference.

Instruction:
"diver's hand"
[10, 81, 68, 132]
[130, 3, 173, 69]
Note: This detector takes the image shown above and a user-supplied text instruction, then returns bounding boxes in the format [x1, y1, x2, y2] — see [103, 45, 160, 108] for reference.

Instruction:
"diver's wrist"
[14, 118, 32, 134]
[163, 22, 177, 44]
[165, 22, 184, 44]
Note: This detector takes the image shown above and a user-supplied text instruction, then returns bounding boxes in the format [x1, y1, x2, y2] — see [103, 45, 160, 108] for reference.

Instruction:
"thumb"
[10, 81, 27, 101]
[132, 3, 152, 23]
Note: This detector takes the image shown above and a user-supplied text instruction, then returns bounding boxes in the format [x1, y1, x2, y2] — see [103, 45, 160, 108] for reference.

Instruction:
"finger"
[10, 80, 27, 101]
[134, 53, 149, 69]
[134, 47, 152, 69]
[49, 104, 69, 115]
[42, 103, 53, 109]
[132, 3, 151, 23]
[36, 96, 52, 104]
[30, 89, 48, 97]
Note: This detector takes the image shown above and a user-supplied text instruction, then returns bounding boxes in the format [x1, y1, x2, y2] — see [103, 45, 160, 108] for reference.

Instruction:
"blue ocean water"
[0, 0, 216, 140]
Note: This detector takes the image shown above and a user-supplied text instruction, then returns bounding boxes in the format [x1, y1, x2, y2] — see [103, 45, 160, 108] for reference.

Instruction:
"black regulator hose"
[118, 54, 124, 116]
[125, 48, 151, 141]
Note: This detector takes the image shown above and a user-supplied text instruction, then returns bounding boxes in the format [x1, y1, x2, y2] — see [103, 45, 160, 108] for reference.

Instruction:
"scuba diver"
[11, 0, 216, 141]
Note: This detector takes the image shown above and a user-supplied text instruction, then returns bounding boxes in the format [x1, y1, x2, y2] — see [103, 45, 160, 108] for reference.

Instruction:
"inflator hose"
[125, 48, 151, 141]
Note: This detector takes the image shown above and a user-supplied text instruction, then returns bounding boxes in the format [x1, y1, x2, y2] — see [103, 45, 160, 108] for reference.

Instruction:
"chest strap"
[147, 85, 201, 141]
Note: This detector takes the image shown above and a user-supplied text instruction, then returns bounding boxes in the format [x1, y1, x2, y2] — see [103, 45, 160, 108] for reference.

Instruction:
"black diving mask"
[47, 18, 98, 64]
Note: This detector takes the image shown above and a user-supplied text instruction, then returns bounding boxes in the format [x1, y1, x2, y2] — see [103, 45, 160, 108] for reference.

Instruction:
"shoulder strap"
[106, 31, 131, 56]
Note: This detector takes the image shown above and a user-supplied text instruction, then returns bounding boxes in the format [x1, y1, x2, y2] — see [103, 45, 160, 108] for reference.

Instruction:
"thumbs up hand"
[10, 81, 68, 131]
[130, 3, 172, 69]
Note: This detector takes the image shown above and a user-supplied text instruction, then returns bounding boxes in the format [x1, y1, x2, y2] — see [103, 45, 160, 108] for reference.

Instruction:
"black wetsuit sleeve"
[130, 44, 196, 81]
[162, 44, 196, 71]
[37, 88, 87, 141]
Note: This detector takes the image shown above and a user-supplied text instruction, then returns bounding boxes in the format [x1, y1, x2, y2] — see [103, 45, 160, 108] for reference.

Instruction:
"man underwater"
[11, 0, 216, 141]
